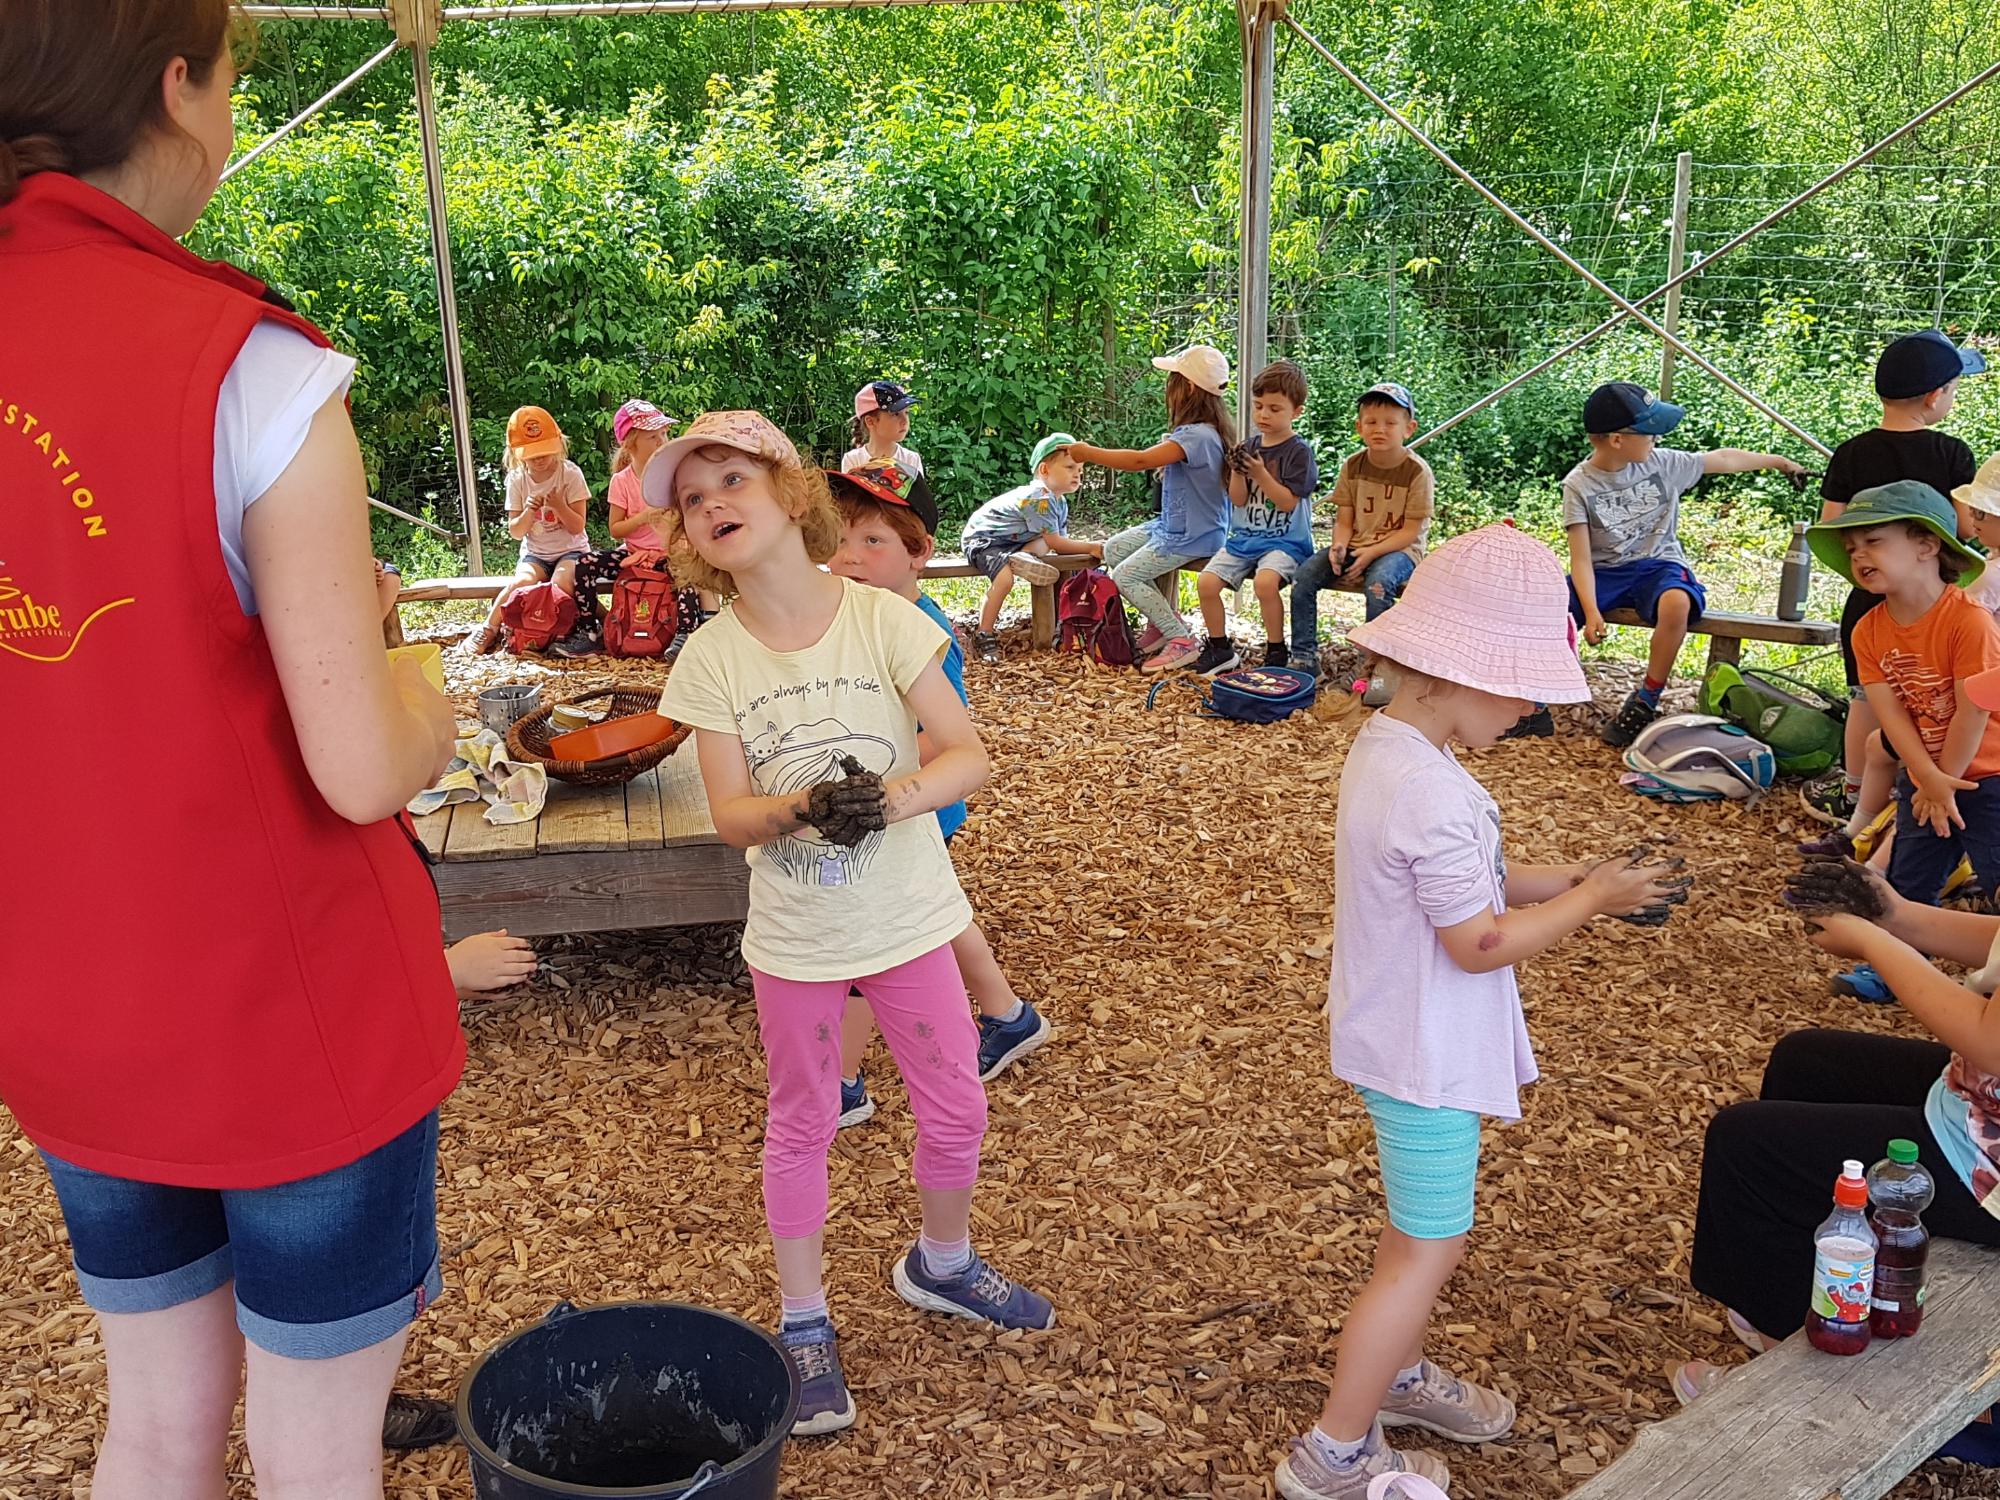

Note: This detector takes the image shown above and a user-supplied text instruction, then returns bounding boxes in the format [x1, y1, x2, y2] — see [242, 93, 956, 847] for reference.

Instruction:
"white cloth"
[1327, 713, 1539, 1120]
[214, 321, 358, 614]
[659, 577, 969, 981]
[841, 443, 924, 476]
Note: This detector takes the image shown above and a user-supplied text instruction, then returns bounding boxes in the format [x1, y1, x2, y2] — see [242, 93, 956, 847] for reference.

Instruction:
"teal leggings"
[1359, 1088, 1482, 1239]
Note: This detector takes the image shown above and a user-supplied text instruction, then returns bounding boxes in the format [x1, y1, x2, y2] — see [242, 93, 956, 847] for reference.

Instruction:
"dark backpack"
[500, 581, 577, 652]
[1148, 665, 1317, 723]
[1056, 567, 1138, 668]
[605, 558, 680, 658]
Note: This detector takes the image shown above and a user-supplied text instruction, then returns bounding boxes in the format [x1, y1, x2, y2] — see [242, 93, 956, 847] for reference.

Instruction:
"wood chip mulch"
[5, 623, 1999, 1499]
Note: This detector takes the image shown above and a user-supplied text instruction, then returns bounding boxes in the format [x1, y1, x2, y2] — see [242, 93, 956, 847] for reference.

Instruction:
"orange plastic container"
[547, 711, 677, 762]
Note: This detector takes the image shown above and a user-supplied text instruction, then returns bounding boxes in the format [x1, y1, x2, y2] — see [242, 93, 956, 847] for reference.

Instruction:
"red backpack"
[500, 582, 578, 652]
[1057, 567, 1138, 668]
[605, 558, 680, 658]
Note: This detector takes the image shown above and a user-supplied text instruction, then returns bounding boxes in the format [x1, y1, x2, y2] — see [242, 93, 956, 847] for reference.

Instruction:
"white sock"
[1390, 1360, 1426, 1393]
[919, 1234, 973, 1276]
[996, 998, 1026, 1024]
[780, 1291, 828, 1328]
[1308, 1425, 1372, 1467]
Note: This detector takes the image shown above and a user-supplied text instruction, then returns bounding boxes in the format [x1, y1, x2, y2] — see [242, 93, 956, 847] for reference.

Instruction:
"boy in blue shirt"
[826, 463, 1052, 1124]
[959, 432, 1102, 663]
[1193, 360, 1320, 675]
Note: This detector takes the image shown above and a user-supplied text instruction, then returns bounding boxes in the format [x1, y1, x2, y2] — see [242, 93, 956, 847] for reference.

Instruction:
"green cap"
[1888, 1139, 1920, 1164]
[1805, 479, 1984, 587]
[1029, 432, 1077, 476]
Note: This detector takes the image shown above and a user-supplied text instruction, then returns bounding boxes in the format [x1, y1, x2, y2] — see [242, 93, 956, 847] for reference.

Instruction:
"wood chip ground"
[5, 618, 1998, 1499]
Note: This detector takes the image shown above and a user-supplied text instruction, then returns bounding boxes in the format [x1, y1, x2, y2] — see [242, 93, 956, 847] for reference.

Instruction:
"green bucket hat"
[1806, 479, 1984, 588]
[1029, 432, 1077, 476]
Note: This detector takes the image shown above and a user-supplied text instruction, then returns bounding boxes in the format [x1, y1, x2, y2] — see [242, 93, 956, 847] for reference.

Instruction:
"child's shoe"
[1796, 826, 1856, 859]
[1601, 690, 1659, 748]
[1141, 636, 1202, 674]
[1669, 1359, 1733, 1408]
[1273, 1424, 1451, 1500]
[1377, 1360, 1515, 1443]
[892, 1244, 1055, 1330]
[1263, 641, 1290, 670]
[1288, 651, 1322, 679]
[1832, 962, 1896, 1004]
[971, 629, 1001, 664]
[1134, 623, 1165, 657]
[976, 1001, 1051, 1082]
[1006, 551, 1059, 587]
[837, 1071, 875, 1129]
[780, 1316, 857, 1435]
[462, 623, 502, 655]
[1193, 637, 1240, 676]
[1800, 771, 1857, 827]
[381, 1393, 457, 1451]
[1501, 706, 1554, 739]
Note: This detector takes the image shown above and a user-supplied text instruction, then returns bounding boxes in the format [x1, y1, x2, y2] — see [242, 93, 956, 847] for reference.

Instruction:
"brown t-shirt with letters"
[1332, 449, 1434, 563]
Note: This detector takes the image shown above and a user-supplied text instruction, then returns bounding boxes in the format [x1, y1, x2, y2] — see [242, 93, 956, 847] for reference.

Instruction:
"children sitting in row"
[958, 434, 1103, 663]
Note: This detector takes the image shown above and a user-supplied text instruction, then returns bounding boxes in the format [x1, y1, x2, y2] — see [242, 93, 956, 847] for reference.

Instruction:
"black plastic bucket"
[456, 1300, 800, 1499]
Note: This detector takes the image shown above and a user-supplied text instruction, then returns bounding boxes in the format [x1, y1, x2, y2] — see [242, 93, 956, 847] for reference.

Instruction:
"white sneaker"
[1006, 551, 1059, 586]
[1274, 1424, 1451, 1500]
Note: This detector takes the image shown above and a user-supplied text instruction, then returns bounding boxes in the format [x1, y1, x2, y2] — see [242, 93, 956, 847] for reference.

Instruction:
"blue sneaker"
[975, 1002, 1051, 1083]
[1832, 963, 1896, 1004]
[780, 1317, 857, 1436]
[891, 1244, 1055, 1330]
[837, 1071, 875, 1130]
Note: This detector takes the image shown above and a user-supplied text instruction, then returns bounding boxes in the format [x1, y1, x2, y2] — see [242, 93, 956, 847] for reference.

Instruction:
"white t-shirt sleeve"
[213, 320, 358, 614]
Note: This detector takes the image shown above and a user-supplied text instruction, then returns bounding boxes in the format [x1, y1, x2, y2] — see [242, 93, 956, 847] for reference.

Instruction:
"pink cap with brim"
[614, 400, 673, 445]
[1968, 665, 2000, 714]
[640, 410, 802, 512]
[1346, 523, 1591, 704]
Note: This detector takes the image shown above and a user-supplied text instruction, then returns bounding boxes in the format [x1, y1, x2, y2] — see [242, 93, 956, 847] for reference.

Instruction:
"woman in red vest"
[0, 6, 464, 1496]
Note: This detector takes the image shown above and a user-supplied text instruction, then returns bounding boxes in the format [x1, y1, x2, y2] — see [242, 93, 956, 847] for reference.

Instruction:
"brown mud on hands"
[1781, 856, 1892, 922]
[804, 754, 888, 848]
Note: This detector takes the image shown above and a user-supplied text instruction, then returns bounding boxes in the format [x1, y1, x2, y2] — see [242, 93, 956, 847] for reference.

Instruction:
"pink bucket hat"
[640, 410, 803, 511]
[1346, 523, 1590, 703]
[613, 399, 673, 445]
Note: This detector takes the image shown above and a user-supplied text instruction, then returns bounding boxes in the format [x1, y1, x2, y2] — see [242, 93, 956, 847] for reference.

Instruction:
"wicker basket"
[505, 689, 690, 787]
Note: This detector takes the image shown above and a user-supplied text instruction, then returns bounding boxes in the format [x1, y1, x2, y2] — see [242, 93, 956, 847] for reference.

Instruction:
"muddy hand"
[1781, 856, 1892, 921]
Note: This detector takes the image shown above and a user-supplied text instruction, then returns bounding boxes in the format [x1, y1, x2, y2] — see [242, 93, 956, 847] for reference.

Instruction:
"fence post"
[1659, 150, 1693, 400]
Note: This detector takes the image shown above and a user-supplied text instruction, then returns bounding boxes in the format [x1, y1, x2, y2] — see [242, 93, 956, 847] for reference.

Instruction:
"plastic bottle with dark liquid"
[1806, 1160, 1876, 1355]
[1867, 1139, 1935, 1339]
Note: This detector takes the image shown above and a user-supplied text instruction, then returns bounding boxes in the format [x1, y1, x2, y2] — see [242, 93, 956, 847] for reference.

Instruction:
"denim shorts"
[965, 539, 1019, 580]
[1359, 1088, 1482, 1239]
[39, 1111, 442, 1360]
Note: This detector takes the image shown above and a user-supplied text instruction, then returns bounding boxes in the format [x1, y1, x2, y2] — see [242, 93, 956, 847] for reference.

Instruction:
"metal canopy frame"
[228, 0, 2000, 559]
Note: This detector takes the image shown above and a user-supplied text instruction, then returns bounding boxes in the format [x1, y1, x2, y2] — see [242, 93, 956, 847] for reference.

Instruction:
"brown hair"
[1166, 371, 1238, 449]
[0, 1, 246, 207]
[663, 443, 842, 598]
[1900, 521, 1963, 583]
[833, 492, 931, 559]
[1252, 359, 1308, 409]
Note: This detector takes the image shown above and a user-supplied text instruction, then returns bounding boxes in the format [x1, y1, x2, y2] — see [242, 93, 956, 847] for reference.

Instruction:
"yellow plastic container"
[388, 642, 446, 692]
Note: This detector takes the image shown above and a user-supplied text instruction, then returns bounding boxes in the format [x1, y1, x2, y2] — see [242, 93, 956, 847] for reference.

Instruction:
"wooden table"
[411, 743, 747, 940]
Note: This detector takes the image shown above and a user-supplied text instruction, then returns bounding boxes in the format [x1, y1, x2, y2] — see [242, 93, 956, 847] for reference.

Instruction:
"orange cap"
[1834, 1160, 1868, 1208]
[507, 405, 566, 460]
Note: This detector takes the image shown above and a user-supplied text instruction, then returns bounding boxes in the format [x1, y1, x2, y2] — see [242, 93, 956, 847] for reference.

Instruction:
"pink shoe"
[1134, 623, 1165, 656]
[1140, 635, 1202, 674]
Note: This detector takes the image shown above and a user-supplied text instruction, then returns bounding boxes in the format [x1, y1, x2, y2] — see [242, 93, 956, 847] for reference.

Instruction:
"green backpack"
[1698, 662, 1845, 777]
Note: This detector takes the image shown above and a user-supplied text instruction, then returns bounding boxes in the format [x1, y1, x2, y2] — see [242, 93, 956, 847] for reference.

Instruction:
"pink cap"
[640, 410, 803, 511]
[613, 400, 673, 445]
[1346, 524, 1590, 703]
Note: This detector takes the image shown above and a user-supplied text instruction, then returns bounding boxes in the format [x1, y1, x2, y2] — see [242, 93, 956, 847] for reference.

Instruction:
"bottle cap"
[1835, 1160, 1869, 1206]
[1887, 1139, 1920, 1165]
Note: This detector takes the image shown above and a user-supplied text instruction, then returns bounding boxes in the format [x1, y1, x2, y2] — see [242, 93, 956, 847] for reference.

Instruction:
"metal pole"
[410, 40, 485, 571]
[220, 41, 399, 184]
[241, 5, 391, 15]
[1236, 0, 1277, 423]
[1279, 17, 1827, 455]
[1658, 150, 1692, 400]
[1417, 53, 2000, 448]
[370, 494, 458, 538]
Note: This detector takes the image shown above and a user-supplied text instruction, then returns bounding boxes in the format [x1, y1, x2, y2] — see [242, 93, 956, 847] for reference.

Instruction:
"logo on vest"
[0, 568, 134, 665]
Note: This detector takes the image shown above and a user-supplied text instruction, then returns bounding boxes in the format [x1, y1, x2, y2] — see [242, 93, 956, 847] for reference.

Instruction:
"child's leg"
[1646, 586, 1694, 688]
[748, 967, 853, 1298]
[1886, 771, 1962, 905]
[1951, 776, 2000, 898]
[1848, 730, 1898, 837]
[854, 945, 987, 1242]
[1105, 533, 1196, 640]
[1846, 696, 1881, 799]
[91, 1287, 243, 1500]
[839, 998, 874, 1085]
[550, 556, 580, 599]
[1253, 568, 1286, 644]
[1359, 552, 1416, 623]
[1288, 548, 1336, 659]
[978, 568, 1015, 634]
[1317, 1226, 1467, 1440]
[952, 921, 1018, 1020]
[1195, 568, 1229, 639]
[486, 560, 545, 627]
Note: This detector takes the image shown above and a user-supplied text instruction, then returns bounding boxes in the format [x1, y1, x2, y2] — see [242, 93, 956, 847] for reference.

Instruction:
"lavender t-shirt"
[1328, 714, 1539, 1120]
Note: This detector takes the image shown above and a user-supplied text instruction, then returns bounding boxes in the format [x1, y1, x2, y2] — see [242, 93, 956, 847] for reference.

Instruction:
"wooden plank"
[534, 777, 631, 854]
[625, 765, 666, 848]
[1569, 1239, 2000, 1500]
[658, 747, 720, 846]
[441, 799, 539, 862]
[1601, 606, 1837, 646]
[922, 555, 982, 580]
[1031, 580, 1057, 649]
[434, 844, 749, 940]
[411, 808, 454, 859]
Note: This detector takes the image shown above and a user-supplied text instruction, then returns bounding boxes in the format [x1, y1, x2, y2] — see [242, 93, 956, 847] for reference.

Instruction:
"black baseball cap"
[1875, 331, 1988, 400]
[1583, 381, 1685, 436]
[827, 462, 939, 537]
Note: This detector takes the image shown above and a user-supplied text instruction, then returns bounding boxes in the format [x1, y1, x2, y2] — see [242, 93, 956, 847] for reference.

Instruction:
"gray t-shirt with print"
[1560, 448, 1707, 569]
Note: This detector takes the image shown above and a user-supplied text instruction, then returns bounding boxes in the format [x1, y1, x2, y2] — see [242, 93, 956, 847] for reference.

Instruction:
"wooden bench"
[1569, 1239, 2000, 1499]
[1600, 606, 1836, 670]
[410, 740, 747, 939]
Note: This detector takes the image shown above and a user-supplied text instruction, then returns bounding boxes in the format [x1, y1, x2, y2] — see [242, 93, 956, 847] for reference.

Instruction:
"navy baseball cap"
[1583, 381, 1684, 436]
[1875, 331, 1988, 400]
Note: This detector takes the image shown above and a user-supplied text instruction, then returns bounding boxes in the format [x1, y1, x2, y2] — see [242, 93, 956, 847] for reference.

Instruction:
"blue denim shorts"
[39, 1111, 442, 1359]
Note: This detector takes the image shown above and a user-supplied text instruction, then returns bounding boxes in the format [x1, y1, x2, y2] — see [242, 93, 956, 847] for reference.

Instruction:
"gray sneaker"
[780, 1317, 857, 1436]
[1006, 551, 1059, 586]
[1288, 651, 1322, 679]
[1274, 1424, 1451, 1499]
[1377, 1360, 1515, 1443]
[972, 629, 1001, 664]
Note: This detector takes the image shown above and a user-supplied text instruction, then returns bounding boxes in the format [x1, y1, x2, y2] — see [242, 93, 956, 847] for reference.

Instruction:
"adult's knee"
[1761, 1028, 1845, 1100]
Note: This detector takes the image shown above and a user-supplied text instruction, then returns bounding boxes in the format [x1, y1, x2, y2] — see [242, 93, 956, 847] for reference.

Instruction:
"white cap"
[1843, 1160, 1865, 1179]
[1150, 343, 1230, 396]
[1955, 453, 2000, 519]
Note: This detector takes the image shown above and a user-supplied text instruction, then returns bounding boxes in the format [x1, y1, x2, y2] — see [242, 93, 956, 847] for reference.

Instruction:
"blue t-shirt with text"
[914, 592, 969, 840]
[1222, 433, 1319, 562]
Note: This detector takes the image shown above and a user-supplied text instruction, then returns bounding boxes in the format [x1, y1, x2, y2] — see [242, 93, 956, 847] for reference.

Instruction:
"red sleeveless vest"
[0, 175, 465, 1188]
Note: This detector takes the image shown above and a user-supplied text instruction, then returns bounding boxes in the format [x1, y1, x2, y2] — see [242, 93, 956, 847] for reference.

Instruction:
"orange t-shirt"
[1854, 586, 2000, 779]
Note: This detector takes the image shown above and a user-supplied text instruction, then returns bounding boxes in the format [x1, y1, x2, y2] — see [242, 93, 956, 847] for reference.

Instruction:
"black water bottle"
[1779, 521, 1811, 622]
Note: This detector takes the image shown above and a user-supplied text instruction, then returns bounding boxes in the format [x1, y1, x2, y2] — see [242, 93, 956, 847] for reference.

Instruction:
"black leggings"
[1690, 1029, 2000, 1338]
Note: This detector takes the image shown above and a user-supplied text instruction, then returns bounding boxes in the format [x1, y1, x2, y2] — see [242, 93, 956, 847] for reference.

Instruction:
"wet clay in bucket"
[457, 1300, 800, 1499]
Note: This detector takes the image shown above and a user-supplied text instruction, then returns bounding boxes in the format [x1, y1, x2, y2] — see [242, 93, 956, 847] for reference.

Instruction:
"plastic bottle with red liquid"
[1806, 1160, 1877, 1355]
[1867, 1139, 1935, 1339]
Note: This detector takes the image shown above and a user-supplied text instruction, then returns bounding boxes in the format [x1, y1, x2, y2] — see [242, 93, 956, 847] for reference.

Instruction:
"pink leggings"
[750, 943, 987, 1239]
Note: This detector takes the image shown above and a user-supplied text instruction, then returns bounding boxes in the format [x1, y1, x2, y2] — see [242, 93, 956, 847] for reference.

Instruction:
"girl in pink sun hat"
[1277, 524, 1692, 1500]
